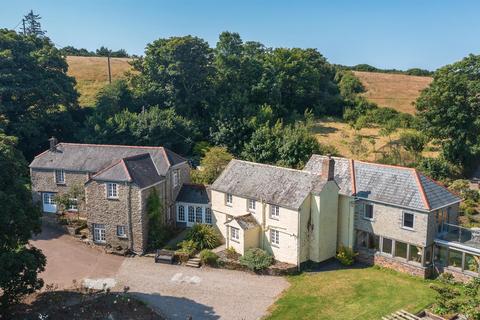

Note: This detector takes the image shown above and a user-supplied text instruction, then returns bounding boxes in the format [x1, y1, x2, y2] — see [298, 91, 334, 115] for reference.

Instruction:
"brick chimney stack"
[49, 137, 58, 152]
[322, 154, 335, 181]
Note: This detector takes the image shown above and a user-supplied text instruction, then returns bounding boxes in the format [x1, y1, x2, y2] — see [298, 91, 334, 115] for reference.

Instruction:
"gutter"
[127, 183, 134, 252]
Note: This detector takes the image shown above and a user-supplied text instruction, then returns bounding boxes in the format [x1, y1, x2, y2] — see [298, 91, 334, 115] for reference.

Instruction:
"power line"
[11, 19, 23, 30]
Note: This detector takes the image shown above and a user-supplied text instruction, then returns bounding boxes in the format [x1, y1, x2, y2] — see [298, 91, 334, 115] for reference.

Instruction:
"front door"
[42, 192, 57, 213]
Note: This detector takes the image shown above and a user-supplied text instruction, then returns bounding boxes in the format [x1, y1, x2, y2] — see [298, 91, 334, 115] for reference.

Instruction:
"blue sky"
[2, 1, 479, 70]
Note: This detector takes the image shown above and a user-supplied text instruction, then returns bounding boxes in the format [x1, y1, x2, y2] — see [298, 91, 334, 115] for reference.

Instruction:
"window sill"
[107, 197, 119, 200]
[363, 217, 374, 222]
[271, 243, 280, 248]
[401, 227, 415, 232]
[225, 204, 232, 207]
[230, 238, 240, 243]
[117, 236, 128, 239]
[94, 240, 106, 245]
[56, 183, 66, 186]
[270, 216, 279, 221]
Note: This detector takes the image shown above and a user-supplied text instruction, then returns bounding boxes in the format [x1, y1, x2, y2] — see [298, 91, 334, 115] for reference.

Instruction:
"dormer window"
[106, 183, 118, 199]
[55, 169, 65, 184]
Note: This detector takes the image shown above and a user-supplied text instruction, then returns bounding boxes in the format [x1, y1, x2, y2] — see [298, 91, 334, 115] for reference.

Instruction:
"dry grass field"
[353, 71, 432, 114]
[66, 56, 133, 106]
[313, 117, 438, 161]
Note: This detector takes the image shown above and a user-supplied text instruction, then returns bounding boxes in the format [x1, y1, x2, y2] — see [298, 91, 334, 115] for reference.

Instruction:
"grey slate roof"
[231, 214, 259, 230]
[304, 155, 461, 212]
[176, 184, 211, 204]
[91, 154, 163, 188]
[211, 160, 328, 210]
[29, 143, 187, 176]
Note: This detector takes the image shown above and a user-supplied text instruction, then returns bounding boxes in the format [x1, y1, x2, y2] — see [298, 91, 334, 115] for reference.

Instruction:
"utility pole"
[107, 53, 112, 84]
[22, 19, 26, 35]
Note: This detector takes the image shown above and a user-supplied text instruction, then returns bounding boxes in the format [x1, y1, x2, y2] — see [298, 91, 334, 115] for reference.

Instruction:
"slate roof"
[211, 160, 329, 210]
[304, 155, 461, 212]
[29, 143, 187, 176]
[230, 214, 259, 230]
[91, 154, 163, 188]
[176, 184, 211, 204]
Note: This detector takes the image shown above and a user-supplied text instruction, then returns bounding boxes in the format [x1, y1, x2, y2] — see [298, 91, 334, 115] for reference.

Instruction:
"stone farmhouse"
[29, 138, 192, 253]
[210, 156, 480, 280]
[29, 139, 480, 280]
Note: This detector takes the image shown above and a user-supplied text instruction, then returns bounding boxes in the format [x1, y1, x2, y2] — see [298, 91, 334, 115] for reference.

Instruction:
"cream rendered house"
[210, 157, 339, 266]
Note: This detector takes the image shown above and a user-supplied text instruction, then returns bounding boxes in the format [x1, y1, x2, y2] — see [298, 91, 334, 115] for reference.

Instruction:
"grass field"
[353, 71, 432, 114]
[267, 266, 436, 320]
[312, 117, 438, 161]
[66, 56, 133, 106]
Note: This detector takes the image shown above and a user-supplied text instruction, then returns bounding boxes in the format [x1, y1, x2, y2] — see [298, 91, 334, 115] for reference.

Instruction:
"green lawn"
[267, 266, 436, 320]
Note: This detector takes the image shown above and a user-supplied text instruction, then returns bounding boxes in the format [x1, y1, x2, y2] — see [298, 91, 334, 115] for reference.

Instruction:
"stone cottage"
[29, 138, 190, 254]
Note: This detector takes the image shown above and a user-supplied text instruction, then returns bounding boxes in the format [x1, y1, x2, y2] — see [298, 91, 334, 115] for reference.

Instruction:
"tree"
[242, 121, 282, 164]
[399, 131, 428, 161]
[0, 29, 79, 161]
[0, 134, 46, 310]
[416, 54, 480, 170]
[191, 147, 233, 184]
[336, 70, 365, 100]
[129, 36, 214, 126]
[22, 10, 46, 37]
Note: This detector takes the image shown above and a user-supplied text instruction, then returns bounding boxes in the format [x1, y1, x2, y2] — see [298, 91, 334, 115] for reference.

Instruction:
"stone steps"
[186, 257, 201, 268]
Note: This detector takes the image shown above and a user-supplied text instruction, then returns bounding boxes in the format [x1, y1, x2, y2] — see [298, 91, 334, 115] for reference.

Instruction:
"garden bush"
[199, 249, 219, 266]
[176, 239, 197, 257]
[239, 248, 273, 271]
[185, 224, 221, 250]
[336, 245, 357, 266]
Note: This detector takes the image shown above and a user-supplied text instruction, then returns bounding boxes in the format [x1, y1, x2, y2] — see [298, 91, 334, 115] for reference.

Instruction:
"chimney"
[49, 137, 58, 152]
[322, 155, 335, 181]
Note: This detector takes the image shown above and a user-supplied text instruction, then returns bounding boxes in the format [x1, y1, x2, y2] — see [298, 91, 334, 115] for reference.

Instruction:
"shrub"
[185, 224, 221, 250]
[336, 245, 357, 266]
[176, 239, 197, 257]
[239, 248, 273, 271]
[199, 249, 219, 266]
[225, 246, 238, 260]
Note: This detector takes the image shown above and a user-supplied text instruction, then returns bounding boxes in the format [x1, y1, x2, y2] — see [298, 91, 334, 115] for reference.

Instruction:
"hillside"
[353, 71, 432, 114]
[66, 56, 133, 106]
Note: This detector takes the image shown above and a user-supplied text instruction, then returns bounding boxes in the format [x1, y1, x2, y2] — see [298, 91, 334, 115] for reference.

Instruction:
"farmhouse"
[29, 138, 191, 254]
[210, 155, 480, 280]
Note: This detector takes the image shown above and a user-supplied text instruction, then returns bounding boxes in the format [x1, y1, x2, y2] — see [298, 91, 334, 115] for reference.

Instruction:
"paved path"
[116, 257, 288, 320]
[30, 223, 289, 319]
[30, 224, 124, 289]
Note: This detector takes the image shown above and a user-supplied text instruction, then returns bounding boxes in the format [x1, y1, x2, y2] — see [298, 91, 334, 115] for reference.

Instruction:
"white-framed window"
[248, 199, 256, 211]
[173, 169, 180, 188]
[106, 183, 118, 199]
[117, 225, 127, 238]
[364, 203, 374, 220]
[93, 224, 106, 243]
[188, 206, 195, 222]
[226, 193, 233, 206]
[196, 206, 203, 223]
[402, 212, 415, 230]
[205, 207, 212, 224]
[55, 169, 65, 184]
[231, 227, 240, 241]
[43, 193, 56, 205]
[270, 229, 280, 246]
[68, 198, 78, 211]
[270, 205, 280, 219]
[178, 205, 185, 222]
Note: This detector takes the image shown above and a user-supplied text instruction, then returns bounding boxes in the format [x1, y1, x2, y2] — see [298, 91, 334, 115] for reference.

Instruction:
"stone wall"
[164, 162, 190, 223]
[85, 180, 143, 253]
[355, 200, 429, 247]
[434, 265, 478, 283]
[31, 168, 88, 214]
[358, 249, 433, 278]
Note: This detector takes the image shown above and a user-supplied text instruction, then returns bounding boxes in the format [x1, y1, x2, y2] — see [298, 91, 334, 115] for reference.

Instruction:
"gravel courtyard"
[31, 224, 289, 319]
[116, 257, 289, 320]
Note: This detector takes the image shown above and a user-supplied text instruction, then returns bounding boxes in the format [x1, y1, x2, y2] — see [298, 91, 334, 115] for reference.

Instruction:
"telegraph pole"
[22, 19, 26, 35]
[107, 53, 112, 84]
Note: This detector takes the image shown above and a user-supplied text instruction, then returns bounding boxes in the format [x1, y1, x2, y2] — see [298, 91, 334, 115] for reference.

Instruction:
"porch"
[434, 223, 480, 277]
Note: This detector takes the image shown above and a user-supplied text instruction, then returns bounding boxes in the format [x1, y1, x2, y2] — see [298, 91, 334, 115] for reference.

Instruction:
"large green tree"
[416, 54, 480, 170]
[0, 134, 46, 311]
[0, 29, 79, 160]
[129, 36, 214, 126]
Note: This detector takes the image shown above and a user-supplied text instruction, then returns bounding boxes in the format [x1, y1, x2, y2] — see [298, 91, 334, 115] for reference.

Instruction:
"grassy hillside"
[353, 71, 432, 114]
[66, 56, 133, 106]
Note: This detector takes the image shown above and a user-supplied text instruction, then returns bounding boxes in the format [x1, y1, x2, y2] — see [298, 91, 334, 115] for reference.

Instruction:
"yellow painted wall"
[337, 195, 355, 249]
[317, 181, 340, 262]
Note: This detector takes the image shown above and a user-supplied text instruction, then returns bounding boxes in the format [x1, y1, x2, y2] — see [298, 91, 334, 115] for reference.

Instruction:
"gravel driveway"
[31, 223, 289, 319]
[115, 257, 289, 320]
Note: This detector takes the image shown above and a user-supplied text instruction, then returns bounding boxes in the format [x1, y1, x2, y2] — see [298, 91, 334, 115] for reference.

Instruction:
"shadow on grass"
[301, 258, 370, 273]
